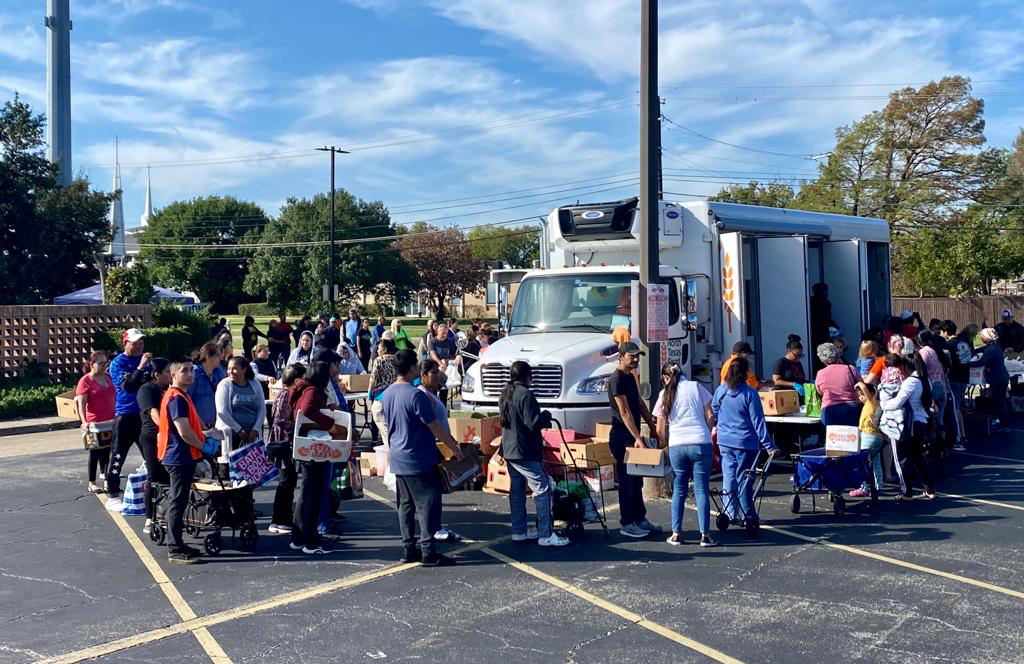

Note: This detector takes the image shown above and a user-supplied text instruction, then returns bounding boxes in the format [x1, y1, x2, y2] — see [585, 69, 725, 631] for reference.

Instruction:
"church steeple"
[109, 137, 125, 262]
[140, 164, 152, 227]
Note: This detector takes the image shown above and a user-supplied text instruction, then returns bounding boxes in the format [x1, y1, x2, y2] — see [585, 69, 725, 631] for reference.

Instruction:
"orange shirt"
[869, 357, 885, 378]
[720, 354, 759, 388]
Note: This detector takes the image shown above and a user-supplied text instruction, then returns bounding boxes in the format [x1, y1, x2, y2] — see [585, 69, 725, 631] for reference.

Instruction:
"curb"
[0, 419, 80, 438]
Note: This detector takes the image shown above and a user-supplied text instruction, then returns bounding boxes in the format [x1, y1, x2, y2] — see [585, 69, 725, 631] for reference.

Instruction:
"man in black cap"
[995, 309, 1024, 352]
[719, 341, 762, 388]
[607, 341, 663, 539]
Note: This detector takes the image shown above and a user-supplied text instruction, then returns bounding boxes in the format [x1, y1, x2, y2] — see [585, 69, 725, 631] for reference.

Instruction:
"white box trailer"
[459, 197, 890, 434]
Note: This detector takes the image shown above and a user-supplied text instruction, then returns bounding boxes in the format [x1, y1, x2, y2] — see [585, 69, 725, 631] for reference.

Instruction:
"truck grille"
[481, 364, 563, 399]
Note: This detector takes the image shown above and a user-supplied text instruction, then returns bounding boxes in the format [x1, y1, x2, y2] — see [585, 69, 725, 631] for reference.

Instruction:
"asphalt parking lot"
[1, 419, 1022, 664]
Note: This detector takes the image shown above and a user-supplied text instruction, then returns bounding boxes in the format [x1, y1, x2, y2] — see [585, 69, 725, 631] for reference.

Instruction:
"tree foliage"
[244, 191, 418, 313]
[467, 225, 540, 267]
[708, 181, 796, 208]
[0, 94, 115, 304]
[398, 224, 487, 318]
[139, 196, 269, 312]
[707, 76, 1024, 296]
[105, 263, 153, 304]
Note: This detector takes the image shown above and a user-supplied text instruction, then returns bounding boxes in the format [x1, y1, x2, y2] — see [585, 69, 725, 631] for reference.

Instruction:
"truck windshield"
[508, 273, 634, 334]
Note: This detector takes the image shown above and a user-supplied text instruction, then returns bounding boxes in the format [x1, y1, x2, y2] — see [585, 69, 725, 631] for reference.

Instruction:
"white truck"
[459, 197, 891, 434]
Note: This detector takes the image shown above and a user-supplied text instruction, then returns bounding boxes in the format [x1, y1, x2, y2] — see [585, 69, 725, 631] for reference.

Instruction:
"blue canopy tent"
[53, 283, 198, 305]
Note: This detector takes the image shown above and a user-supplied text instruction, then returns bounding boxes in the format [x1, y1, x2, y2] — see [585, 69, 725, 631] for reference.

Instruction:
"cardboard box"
[593, 421, 614, 442]
[560, 440, 615, 467]
[578, 464, 615, 492]
[825, 425, 860, 456]
[759, 389, 800, 415]
[542, 428, 591, 446]
[54, 390, 78, 419]
[624, 445, 670, 477]
[339, 374, 371, 392]
[437, 444, 481, 493]
[486, 453, 511, 492]
[969, 367, 986, 385]
[483, 436, 501, 456]
[359, 452, 377, 476]
[448, 414, 500, 445]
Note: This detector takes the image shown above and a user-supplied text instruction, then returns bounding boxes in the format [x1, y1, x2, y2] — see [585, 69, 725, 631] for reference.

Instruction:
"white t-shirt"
[652, 380, 713, 446]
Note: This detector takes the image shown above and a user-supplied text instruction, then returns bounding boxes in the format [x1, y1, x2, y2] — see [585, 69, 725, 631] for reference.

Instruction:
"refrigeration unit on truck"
[460, 197, 891, 435]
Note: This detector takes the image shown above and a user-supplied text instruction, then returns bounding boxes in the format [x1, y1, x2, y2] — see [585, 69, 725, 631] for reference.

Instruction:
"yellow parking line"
[960, 451, 1022, 464]
[90, 494, 233, 663]
[937, 492, 1024, 512]
[481, 546, 743, 663]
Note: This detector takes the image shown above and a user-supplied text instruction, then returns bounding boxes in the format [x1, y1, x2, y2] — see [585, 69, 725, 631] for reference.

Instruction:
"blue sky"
[2, 0, 1022, 233]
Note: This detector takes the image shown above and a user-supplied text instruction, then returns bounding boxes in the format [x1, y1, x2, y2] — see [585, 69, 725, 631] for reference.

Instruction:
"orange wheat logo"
[722, 253, 735, 334]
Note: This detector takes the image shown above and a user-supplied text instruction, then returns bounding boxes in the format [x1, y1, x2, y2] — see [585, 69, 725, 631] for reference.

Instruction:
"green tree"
[244, 191, 418, 313]
[139, 196, 269, 311]
[104, 263, 152, 304]
[0, 94, 115, 304]
[468, 225, 540, 267]
[398, 224, 487, 318]
[708, 180, 797, 208]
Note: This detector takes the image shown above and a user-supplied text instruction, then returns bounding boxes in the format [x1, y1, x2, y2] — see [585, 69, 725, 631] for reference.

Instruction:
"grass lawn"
[223, 315, 495, 352]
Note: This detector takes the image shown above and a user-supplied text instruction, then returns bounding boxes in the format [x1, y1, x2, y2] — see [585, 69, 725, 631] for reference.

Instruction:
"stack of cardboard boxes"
[484, 423, 617, 494]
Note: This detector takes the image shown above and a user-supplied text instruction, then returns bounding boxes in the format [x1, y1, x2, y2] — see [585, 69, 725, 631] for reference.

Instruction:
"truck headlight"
[461, 374, 475, 393]
[577, 376, 609, 394]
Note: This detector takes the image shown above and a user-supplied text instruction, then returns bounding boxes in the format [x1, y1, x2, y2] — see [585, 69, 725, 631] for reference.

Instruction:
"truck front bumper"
[460, 401, 608, 436]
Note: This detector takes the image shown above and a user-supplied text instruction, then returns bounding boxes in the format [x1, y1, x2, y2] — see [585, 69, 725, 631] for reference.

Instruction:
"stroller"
[149, 461, 259, 555]
[709, 449, 775, 535]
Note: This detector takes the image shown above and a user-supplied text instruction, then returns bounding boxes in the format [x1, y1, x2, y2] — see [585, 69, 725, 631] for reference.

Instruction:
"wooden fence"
[891, 296, 1024, 328]
[1, 305, 152, 380]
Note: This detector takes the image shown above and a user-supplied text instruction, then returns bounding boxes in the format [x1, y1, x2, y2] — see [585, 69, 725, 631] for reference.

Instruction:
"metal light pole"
[638, 0, 660, 405]
[317, 146, 350, 312]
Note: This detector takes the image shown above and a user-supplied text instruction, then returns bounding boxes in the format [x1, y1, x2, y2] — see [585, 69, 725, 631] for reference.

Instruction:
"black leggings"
[267, 444, 298, 525]
[898, 422, 935, 496]
[106, 414, 143, 496]
[292, 461, 329, 548]
[88, 447, 110, 482]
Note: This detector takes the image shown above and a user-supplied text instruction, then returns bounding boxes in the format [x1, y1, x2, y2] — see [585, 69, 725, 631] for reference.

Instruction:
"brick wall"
[1, 305, 152, 380]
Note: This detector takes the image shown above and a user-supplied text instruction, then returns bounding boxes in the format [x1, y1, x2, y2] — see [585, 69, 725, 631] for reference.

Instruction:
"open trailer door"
[823, 240, 866, 344]
[755, 236, 810, 379]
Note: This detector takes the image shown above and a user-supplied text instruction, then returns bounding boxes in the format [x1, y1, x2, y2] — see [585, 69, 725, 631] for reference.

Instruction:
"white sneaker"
[512, 529, 539, 541]
[619, 523, 650, 539]
[105, 497, 124, 512]
[268, 523, 292, 534]
[538, 533, 570, 547]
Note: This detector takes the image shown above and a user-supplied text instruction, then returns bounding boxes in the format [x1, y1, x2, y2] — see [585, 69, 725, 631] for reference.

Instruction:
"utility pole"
[638, 0, 660, 405]
[317, 146, 350, 312]
[45, 0, 72, 186]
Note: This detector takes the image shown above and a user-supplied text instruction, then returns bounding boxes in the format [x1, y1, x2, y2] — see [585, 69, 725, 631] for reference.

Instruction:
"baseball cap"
[900, 310, 913, 319]
[732, 341, 755, 355]
[329, 316, 338, 324]
[1002, 308, 1012, 319]
[618, 341, 645, 356]
[122, 328, 145, 343]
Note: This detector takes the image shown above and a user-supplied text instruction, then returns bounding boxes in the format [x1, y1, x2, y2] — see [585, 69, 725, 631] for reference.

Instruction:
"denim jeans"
[506, 460, 553, 539]
[668, 444, 712, 534]
[719, 446, 758, 521]
[609, 427, 647, 527]
[859, 432, 884, 491]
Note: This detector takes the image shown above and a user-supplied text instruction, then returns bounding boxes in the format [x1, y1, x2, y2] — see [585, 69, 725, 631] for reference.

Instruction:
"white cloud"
[73, 38, 261, 114]
[0, 13, 45, 64]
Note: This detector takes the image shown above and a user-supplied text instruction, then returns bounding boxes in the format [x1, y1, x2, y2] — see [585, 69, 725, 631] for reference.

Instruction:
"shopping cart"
[544, 419, 609, 541]
[790, 448, 878, 516]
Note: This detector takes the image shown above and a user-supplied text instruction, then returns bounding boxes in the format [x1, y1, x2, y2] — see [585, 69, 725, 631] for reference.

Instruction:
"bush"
[237, 302, 286, 317]
[95, 326, 194, 360]
[105, 264, 153, 304]
[153, 302, 214, 349]
[0, 378, 76, 419]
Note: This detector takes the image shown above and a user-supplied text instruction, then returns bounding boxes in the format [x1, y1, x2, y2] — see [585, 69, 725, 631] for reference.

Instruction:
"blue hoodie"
[711, 383, 776, 451]
[110, 352, 143, 415]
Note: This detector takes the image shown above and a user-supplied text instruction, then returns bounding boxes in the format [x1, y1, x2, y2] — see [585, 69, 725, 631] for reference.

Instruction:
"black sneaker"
[400, 548, 422, 564]
[168, 550, 203, 565]
[420, 553, 456, 567]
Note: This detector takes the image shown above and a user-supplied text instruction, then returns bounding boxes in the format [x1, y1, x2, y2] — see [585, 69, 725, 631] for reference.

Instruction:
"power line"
[659, 91, 1024, 102]
[657, 78, 1024, 90]
[661, 116, 818, 159]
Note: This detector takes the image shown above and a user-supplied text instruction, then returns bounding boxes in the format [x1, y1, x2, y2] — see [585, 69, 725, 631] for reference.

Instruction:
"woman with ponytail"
[498, 361, 569, 547]
[654, 362, 717, 547]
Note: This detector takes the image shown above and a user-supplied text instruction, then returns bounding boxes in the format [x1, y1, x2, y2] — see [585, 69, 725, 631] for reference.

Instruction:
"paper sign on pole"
[646, 283, 669, 343]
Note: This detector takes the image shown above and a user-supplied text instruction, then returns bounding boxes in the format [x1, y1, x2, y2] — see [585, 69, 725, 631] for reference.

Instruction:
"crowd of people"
[72, 304, 1013, 565]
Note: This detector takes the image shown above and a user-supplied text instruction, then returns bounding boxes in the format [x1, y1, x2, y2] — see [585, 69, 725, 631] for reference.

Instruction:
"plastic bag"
[804, 383, 822, 418]
[121, 466, 147, 516]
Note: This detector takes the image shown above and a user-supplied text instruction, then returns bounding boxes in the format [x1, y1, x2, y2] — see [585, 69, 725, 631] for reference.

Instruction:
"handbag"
[82, 420, 114, 450]
[804, 383, 822, 418]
